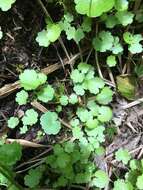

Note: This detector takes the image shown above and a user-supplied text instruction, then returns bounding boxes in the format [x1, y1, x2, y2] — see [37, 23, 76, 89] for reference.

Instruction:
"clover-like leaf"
[35, 30, 50, 47]
[87, 100, 99, 116]
[74, 0, 115, 18]
[0, 0, 16, 11]
[115, 0, 129, 11]
[40, 111, 61, 135]
[78, 62, 92, 74]
[8, 117, 19, 129]
[16, 90, 28, 105]
[22, 109, 38, 126]
[76, 107, 93, 122]
[37, 85, 54, 103]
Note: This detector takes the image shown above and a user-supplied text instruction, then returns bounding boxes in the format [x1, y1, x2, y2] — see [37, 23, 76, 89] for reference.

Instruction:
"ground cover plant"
[0, 0, 143, 189]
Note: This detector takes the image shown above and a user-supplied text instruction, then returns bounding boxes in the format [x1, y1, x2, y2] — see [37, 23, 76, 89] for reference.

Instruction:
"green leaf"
[78, 62, 92, 74]
[69, 93, 78, 104]
[24, 167, 44, 188]
[93, 31, 114, 52]
[86, 119, 99, 129]
[40, 111, 61, 135]
[90, 170, 109, 188]
[19, 70, 47, 90]
[74, 28, 85, 43]
[8, 117, 19, 129]
[46, 23, 61, 42]
[136, 174, 143, 189]
[113, 179, 133, 190]
[0, 142, 22, 166]
[83, 77, 105, 94]
[72, 126, 84, 139]
[70, 69, 84, 83]
[115, 0, 129, 11]
[16, 90, 28, 105]
[87, 100, 99, 116]
[0, 0, 16, 11]
[22, 109, 38, 126]
[56, 152, 71, 168]
[105, 15, 119, 28]
[76, 107, 93, 122]
[36, 24, 61, 47]
[111, 37, 123, 54]
[106, 55, 117, 67]
[59, 95, 69, 106]
[74, 0, 115, 17]
[116, 11, 134, 26]
[81, 17, 92, 32]
[96, 87, 113, 105]
[37, 85, 55, 103]
[35, 30, 50, 47]
[98, 106, 113, 122]
[73, 84, 85, 96]
[115, 148, 131, 165]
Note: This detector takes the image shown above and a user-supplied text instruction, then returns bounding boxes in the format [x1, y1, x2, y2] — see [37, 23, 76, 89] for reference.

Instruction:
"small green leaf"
[35, 30, 50, 47]
[19, 70, 47, 90]
[69, 93, 78, 104]
[90, 170, 109, 188]
[115, 148, 131, 165]
[16, 90, 28, 105]
[22, 109, 38, 126]
[96, 87, 113, 105]
[116, 11, 134, 26]
[86, 119, 99, 129]
[74, 0, 115, 18]
[98, 106, 113, 122]
[40, 111, 61, 135]
[115, 0, 129, 11]
[74, 84, 85, 96]
[59, 95, 69, 106]
[113, 179, 133, 190]
[37, 85, 54, 103]
[0, 0, 16, 11]
[106, 55, 117, 67]
[71, 69, 84, 83]
[136, 174, 143, 189]
[8, 117, 19, 129]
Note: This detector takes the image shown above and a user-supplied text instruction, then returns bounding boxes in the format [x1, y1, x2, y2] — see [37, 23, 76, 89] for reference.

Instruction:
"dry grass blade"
[6, 138, 49, 148]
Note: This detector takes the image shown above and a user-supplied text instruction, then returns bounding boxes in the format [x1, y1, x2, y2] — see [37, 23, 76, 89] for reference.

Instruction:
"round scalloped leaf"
[86, 119, 99, 129]
[0, 0, 16, 11]
[40, 111, 61, 135]
[8, 117, 19, 129]
[36, 30, 50, 47]
[59, 95, 69, 106]
[22, 109, 38, 126]
[16, 90, 28, 105]
[69, 93, 78, 104]
[70, 69, 84, 83]
[98, 106, 113, 122]
[96, 87, 113, 105]
[37, 85, 55, 103]
[47, 24, 61, 42]
[74, 0, 115, 18]
[19, 70, 47, 90]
